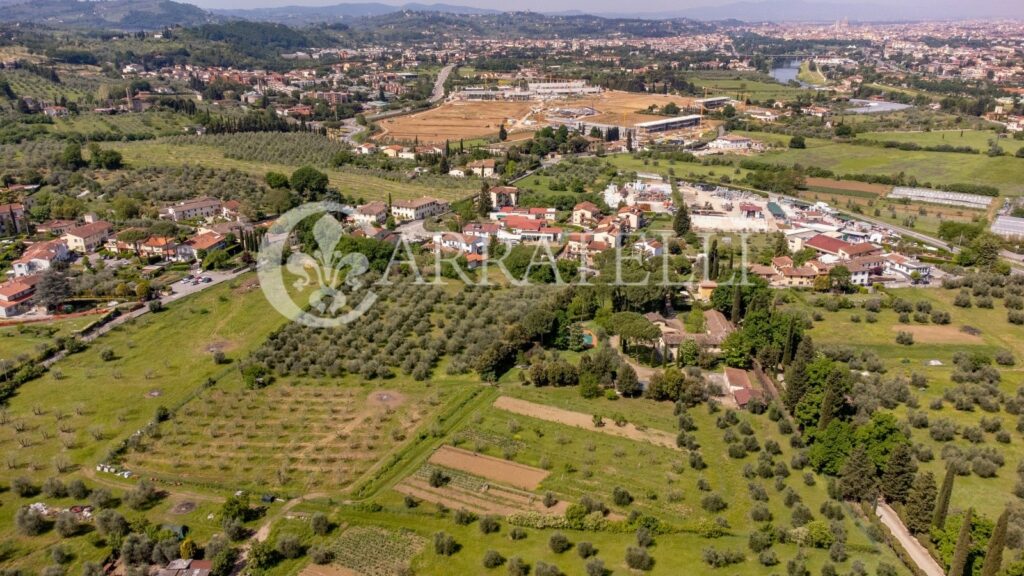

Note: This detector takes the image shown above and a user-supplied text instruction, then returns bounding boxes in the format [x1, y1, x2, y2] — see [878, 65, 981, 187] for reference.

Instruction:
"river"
[769, 60, 803, 85]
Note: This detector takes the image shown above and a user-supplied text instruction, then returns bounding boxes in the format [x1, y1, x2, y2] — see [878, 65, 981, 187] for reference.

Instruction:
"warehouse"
[634, 114, 702, 135]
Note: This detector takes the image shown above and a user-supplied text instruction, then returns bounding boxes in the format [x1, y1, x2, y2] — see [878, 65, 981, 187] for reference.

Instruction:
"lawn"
[109, 140, 478, 203]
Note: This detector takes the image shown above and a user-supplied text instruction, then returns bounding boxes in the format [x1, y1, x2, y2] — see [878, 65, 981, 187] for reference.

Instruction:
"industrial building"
[634, 114, 702, 135]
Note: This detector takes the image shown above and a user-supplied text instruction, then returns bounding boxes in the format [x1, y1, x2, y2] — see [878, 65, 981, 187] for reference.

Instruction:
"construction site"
[376, 81, 725, 145]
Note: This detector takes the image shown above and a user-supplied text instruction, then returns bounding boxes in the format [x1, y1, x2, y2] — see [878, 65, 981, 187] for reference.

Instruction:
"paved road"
[875, 502, 945, 576]
[429, 63, 456, 103]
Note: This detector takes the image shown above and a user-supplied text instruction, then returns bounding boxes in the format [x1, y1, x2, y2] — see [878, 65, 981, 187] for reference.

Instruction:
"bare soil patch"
[169, 501, 196, 514]
[428, 445, 548, 490]
[805, 177, 891, 195]
[368, 390, 406, 408]
[493, 396, 678, 450]
[891, 324, 983, 344]
[378, 100, 536, 143]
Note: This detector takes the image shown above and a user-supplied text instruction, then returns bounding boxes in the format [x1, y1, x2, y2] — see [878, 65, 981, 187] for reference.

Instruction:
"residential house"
[0, 203, 29, 236]
[391, 197, 449, 221]
[489, 186, 520, 208]
[433, 232, 485, 255]
[490, 207, 557, 222]
[352, 201, 389, 226]
[63, 221, 113, 253]
[356, 143, 377, 155]
[0, 274, 41, 318]
[164, 197, 223, 222]
[467, 159, 496, 177]
[157, 558, 212, 576]
[634, 239, 663, 259]
[381, 145, 405, 158]
[725, 367, 765, 408]
[12, 240, 69, 277]
[883, 253, 932, 282]
[462, 222, 501, 240]
[36, 219, 77, 236]
[178, 231, 226, 262]
[572, 202, 601, 226]
[707, 134, 757, 151]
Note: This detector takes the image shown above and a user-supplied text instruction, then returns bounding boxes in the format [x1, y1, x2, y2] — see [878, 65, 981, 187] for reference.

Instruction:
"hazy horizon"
[185, 0, 1024, 19]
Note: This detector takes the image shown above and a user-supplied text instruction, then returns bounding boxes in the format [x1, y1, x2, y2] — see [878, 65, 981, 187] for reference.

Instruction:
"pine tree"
[933, 465, 955, 530]
[904, 472, 937, 534]
[730, 284, 742, 324]
[672, 203, 691, 237]
[949, 508, 974, 576]
[981, 508, 1008, 576]
[880, 443, 917, 504]
[839, 446, 876, 502]
[784, 336, 814, 412]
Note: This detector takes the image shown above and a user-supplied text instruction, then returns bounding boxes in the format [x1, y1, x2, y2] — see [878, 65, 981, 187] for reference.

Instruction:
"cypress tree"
[781, 319, 795, 365]
[672, 202, 691, 237]
[817, 367, 849, 430]
[933, 465, 955, 530]
[904, 471, 937, 534]
[730, 284, 742, 324]
[784, 336, 815, 412]
[880, 443, 917, 504]
[839, 446, 876, 502]
[948, 508, 974, 576]
[981, 508, 1008, 576]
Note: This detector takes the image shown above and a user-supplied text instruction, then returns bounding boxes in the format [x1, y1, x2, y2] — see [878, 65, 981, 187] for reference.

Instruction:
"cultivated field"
[856, 129, 1010, 151]
[124, 385, 439, 493]
[377, 100, 536, 143]
[109, 140, 477, 202]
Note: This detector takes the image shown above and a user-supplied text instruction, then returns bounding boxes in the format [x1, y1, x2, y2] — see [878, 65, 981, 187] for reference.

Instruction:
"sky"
[186, 0, 1024, 19]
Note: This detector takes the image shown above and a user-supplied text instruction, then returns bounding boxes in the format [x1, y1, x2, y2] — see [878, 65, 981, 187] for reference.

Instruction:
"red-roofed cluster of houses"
[748, 232, 932, 288]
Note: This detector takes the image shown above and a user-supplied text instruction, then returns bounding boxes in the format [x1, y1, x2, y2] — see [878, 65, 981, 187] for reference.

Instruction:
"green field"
[856, 129, 1010, 152]
[0, 316, 97, 364]
[48, 112, 195, 138]
[741, 135, 1024, 196]
[689, 73, 812, 102]
[797, 61, 827, 86]
[109, 140, 478, 203]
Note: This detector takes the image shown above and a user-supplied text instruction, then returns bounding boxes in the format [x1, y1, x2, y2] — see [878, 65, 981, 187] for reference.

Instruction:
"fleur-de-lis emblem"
[285, 213, 369, 317]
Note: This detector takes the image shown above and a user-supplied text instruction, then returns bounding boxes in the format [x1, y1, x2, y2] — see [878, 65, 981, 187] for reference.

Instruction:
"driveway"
[875, 502, 944, 576]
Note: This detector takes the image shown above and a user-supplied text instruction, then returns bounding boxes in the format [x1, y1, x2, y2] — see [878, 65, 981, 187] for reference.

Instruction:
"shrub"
[275, 534, 304, 559]
[543, 492, 558, 508]
[702, 546, 743, 568]
[453, 508, 477, 525]
[479, 516, 500, 534]
[15, 506, 47, 536]
[506, 557, 528, 576]
[509, 527, 527, 541]
[12, 477, 38, 497]
[701, 494, 727, 512]
[310, 512, 330, 535]
[759, 550, 779, 566]
[429, 469, 450, 487]
[577, 542, 596, 558]
[482, 550, 505, 569]
[895, 331, 914, 345]
[534, 562, 562, 576]
[433, 531, 458, 556]
[548, 532, 572, 553]
[612, 486, 633, 506]
[626, 546, 655, 570]
[309, 546, 333, 565]
[584, 558, 605, 576]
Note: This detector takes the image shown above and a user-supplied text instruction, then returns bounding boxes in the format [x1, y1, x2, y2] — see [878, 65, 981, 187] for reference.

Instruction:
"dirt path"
[608, 335, 658, 383]
[875, 502, 944, 576]
[428, 445, 549, 490]
[493, 396, 678, 450]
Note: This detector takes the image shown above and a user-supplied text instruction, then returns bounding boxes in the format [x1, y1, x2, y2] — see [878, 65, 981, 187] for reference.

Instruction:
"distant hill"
[212, 2, 500, 24]
[0, 0, 217, 29]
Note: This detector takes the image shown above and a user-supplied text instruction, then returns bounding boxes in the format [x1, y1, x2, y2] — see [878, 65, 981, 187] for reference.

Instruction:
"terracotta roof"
[65, 221, 112, 239]
[804, 234, 850, 255]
